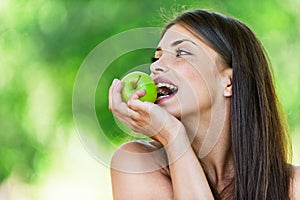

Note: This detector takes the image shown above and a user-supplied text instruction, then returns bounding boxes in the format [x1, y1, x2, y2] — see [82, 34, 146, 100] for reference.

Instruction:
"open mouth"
[155, 82, 178, 103]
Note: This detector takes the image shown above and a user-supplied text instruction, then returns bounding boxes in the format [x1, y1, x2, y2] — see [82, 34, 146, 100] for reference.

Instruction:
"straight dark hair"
[163, 9, 293, 199]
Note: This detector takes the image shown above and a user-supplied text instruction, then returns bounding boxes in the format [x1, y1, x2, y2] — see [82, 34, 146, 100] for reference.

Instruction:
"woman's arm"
[293, 165, 300, 199]
[109, 79, 214, 199]
[164, 127, 214, 200]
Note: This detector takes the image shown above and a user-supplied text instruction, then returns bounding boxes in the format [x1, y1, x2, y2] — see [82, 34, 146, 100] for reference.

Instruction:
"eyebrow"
[156, 39, 197, 51]
[171, 39, 197, 47]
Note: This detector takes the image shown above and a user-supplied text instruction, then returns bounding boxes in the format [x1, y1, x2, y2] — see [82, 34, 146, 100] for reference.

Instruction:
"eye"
[175, 49, 191, 57]
[151, 57, 159, 63]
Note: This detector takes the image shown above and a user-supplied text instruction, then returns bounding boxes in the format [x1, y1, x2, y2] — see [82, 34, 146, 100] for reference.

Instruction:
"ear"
[221, 68, 233, 97]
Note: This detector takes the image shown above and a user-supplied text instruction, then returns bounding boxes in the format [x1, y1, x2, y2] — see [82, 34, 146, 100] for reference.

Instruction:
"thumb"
[128, 90, 146, 101]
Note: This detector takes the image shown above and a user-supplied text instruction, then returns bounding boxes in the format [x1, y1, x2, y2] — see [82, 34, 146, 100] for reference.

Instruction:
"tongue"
[158, 87, 172, 97]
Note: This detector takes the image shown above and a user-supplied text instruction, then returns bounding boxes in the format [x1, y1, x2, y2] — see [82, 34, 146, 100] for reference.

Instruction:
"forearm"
[164, 128, 214, 200]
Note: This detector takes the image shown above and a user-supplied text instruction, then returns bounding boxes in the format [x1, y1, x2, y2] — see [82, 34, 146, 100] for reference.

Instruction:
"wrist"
[164, 126, 191, 160]
[156, 118, 192, 164]
[156, 117, 186, 146]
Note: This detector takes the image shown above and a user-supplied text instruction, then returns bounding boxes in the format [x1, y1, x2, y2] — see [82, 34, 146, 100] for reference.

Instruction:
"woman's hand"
[109, 79, 215, 200]
[108, 79, 183, 146]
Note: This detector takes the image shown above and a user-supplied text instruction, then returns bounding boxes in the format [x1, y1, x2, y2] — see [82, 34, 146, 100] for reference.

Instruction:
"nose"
[150, 63, 167, 75]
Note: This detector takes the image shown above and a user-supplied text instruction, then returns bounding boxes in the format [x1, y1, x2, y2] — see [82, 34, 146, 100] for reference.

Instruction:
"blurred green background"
[0, 0, 299, 199]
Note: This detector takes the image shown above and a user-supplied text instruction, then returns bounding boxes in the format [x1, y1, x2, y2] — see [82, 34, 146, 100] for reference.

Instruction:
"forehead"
[158, 24, 219, 61]
[159, 24, 202, 46]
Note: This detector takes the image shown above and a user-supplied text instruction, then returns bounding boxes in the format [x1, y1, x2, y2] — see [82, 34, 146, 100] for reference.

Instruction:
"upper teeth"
[156, 83, 178, 91]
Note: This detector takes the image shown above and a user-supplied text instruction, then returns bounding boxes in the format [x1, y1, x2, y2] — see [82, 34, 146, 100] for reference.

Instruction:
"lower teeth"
[157, 95, 169, 100]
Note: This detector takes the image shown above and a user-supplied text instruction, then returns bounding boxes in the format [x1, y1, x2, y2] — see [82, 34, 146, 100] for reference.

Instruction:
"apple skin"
[121, 71, 157, 103]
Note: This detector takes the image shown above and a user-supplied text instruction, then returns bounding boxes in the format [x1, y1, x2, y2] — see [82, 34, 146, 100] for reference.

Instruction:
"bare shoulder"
[115, 140, 163, 153]
[292, 165, 300, 199]
[111, 140, 169, 173]
[110, 140, 172, 200]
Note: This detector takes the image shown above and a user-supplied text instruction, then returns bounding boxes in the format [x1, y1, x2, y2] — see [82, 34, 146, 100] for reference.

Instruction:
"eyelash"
[151, 57, 159, 63]
[175, 49, 191, 57]
[151, 49, 191, 63]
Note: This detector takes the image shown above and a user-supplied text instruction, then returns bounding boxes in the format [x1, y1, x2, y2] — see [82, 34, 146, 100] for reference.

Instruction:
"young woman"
[109, 9, 300, 199]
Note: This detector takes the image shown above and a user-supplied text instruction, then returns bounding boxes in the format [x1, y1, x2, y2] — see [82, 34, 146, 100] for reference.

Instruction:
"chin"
[161, 106, 182, 119]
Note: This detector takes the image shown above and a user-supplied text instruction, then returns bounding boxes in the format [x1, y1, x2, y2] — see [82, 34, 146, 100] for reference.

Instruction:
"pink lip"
[155, 93, 176, 104]
[154, 77, 178, 104]
[153, 77, 176, 85]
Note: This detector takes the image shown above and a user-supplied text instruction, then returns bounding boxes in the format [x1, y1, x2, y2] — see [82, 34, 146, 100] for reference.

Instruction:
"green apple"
[121, 71, 157, 102]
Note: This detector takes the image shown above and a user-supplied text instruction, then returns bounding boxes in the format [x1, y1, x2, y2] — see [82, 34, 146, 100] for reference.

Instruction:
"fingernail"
[112, 79, 121, 86]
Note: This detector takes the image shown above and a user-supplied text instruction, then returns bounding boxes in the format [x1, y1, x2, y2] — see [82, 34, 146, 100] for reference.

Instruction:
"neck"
[181, 99, 234, 189]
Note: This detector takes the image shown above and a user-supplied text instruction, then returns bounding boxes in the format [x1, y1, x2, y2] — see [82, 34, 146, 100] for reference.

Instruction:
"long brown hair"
[163, 9, 293, 199]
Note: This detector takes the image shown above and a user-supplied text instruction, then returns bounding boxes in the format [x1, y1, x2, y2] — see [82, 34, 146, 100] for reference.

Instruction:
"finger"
[108, 79, 119, 110]
[127, 90, 147, 110]
[110, 80, 124, 109]
[128, 89, 146, 101]
[109, 81, 144, 121]
[109, 79, 119, 97]
[128, 97, 154, 112]
[114, 79, 124, 93]
[109, 88, 141, 119]
[114, 104, 141, 118]
[113, 109, 141, 127]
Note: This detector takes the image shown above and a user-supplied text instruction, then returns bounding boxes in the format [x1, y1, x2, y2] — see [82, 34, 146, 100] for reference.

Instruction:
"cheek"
[182, 58, 219, 103]
[172, 57, 218, 115]
[180, 69, 212, 113]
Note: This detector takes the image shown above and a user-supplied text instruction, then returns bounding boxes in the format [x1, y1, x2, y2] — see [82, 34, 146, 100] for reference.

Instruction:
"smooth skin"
[109, 24, 300, 199]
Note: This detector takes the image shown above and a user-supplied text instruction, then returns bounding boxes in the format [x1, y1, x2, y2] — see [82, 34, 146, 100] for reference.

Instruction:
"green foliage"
[0, 0, 299, 183]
